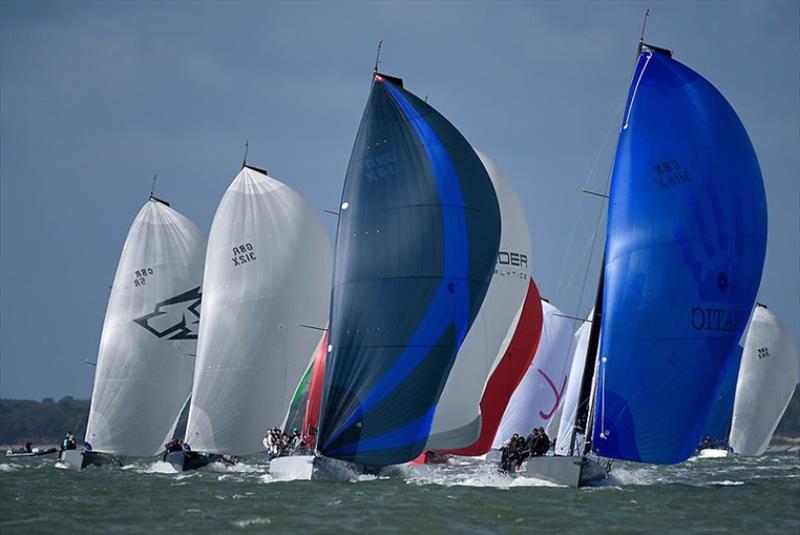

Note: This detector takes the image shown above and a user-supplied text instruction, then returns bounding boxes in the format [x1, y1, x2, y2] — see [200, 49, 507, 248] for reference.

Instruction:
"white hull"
[697, 448, 729, 459]
[269, 455, 365, 481]
[524, 455, 607, 487]
[56, 450, 85, 470]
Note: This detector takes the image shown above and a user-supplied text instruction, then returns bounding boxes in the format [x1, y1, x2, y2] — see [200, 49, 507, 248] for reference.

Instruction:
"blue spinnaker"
[592, 47, 767, 464]
[317, 75, 501, 466]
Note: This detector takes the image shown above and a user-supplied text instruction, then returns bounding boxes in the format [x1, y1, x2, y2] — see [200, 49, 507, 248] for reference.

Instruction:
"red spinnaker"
[438, 279, 543, 456]
[302, 332, 328, 449]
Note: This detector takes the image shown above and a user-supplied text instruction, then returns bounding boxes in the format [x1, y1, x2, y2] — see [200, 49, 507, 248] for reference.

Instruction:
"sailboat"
[424, 151, 543, 457]
[526, 40, 768, 486]
[489, 300, 575, 457]
[698, 304, 799, 457]
[59, 196, 206, 470]
[169, 164, 332, 471]
[270, 71, 502, 480]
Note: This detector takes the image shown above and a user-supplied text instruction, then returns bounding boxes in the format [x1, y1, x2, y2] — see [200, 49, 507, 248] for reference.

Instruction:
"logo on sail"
[133, 286, 202, 340]
[495, 251, 528, 280]
[690, 306, 748, 332]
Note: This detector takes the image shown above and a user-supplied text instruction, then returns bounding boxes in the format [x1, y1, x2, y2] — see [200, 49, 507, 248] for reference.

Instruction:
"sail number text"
[232, 243, 256, 266]
[654, 159, 691, 190]
[133, 267, 154, 287]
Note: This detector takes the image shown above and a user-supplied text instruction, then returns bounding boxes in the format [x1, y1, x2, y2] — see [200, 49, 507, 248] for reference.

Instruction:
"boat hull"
[165, 450, 226, 472]
[5, 447, 57, 458]
[57, 450, 119, 470]
[485, 449, 502, 464]
[269, 455, 365, 481]
[697, 448, 729, 459]
[524, 455, 606, 487]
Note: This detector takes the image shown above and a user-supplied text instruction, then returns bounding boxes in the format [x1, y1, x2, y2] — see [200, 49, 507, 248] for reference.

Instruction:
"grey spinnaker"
[85, 197, 206, 457]
[317, 74, 501, 466]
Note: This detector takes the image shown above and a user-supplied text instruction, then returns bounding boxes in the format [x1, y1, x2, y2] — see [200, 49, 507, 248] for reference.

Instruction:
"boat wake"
[139, 461, 180, 474]
[393, 460, 564, 489]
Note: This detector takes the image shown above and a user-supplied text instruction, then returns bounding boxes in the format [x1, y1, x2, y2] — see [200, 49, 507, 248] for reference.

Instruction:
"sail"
[491, 301, 574, 449]
[554, 314, 592, 456]
[591, 46, 768, 463]
[282, 359, 314, 435]
[426, 151, 540, 452]
[302, 332, 328, 448]
[729, 305, 799, 456]
[317, 74, 502, 466]
[185, 165, 332, 455]
[700, 343, 744, 444]
[85, 198, 205, 456]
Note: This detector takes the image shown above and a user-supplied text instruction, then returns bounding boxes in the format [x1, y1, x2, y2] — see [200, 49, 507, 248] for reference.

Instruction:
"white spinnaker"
[426, 151, 531, 451]
[491, 301, 574, 449]
[729, 305, 799, 456]
[85, 199, 205, 456]
[185, 166, 332, 455]
[554, 313, 593, 456]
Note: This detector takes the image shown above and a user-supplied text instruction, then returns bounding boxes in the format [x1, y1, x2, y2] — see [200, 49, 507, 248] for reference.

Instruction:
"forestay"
[317, 74, 501, 466]
[491, 300, 574, 450]
[729, 305, 799, 456]
[426, 151, 539, 452]
[185, 165, 332, 455]
[592, 47, 768, 463]
[85, 198, 205, 456]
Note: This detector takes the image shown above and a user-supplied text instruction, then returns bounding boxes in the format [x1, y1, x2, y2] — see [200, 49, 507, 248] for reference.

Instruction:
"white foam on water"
[140, 461, 179, 474]
[706, 480, 745, 487]
[399, 462, 544, 489]
[607, 465, 663, 486]
[204, 461, 264, 474]
[232, 517, 271, 528]
[0, 463, 19, 472]
[508, 476, 565, 488]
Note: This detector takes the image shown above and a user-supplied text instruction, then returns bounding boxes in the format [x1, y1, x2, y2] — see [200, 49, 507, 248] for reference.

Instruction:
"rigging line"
[640, 8, 651, 43]
[373, 40, 383, 73]
[553, 94, 626, 306]
[298, 324, 329, 332]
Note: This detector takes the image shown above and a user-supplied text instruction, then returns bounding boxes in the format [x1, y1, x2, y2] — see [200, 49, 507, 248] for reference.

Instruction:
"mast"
[568, 254, 604, 456]
[567, 34, 673, 457]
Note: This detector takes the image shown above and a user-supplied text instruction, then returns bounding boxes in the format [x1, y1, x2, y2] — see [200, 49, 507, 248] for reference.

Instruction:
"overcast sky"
[1, 1, 798, 400]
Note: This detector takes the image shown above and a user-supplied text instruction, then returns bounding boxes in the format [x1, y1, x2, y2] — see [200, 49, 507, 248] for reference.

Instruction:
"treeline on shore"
[1, 397, 89, 445]
[2, 392, 800, 446]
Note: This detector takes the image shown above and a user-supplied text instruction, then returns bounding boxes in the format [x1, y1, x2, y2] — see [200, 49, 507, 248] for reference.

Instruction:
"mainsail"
[85, 197, 205, 456]
[591, 45, 768, 464]
[185, 165, 332, 455]
[426, 151, 541, 453]
[729, 305, 799, 456]
[553, 312, 592, 456]
[491, 300, 573, 450]
[317, 74, 501, 466]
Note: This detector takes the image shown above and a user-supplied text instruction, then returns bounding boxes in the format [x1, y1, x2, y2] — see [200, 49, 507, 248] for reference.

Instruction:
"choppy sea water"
[1, 453, 798, 533]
